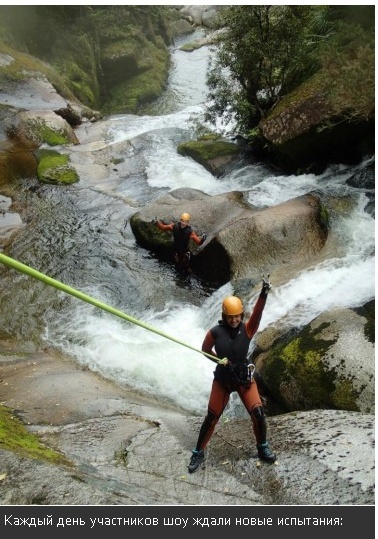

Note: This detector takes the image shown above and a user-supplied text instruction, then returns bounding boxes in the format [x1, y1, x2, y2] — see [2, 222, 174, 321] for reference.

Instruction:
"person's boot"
[257, 442, 276, 463]
[188, 449, 205, 473]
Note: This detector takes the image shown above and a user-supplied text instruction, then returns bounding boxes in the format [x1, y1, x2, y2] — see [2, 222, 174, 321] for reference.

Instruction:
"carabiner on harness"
[247, 363, 256, 383]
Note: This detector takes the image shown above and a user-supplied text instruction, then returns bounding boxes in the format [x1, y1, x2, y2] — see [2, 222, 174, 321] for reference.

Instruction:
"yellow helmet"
[180, 212, 191, 222]
[222, 296, 244, 316]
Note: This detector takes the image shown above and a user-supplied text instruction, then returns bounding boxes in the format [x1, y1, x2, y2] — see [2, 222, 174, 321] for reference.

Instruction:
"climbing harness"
[0, 252, 221, 364]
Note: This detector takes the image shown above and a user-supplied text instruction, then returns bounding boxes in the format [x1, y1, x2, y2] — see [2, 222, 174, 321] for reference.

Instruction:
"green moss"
[106, 70, 162, 114]
[70, 80, 95, 108]
[103, 39, 141, 64]
[198, 133, 220, 142]
[36, 149, 79, 184]
[114, 448, 128, 465]
[262, 323, 359, 411]
[52, 33, 100, 108]
[103, 40, 169, 114]
[0, 404, 70, 465]
[130, 214, 172, 254]
[266, 72, 328, 121]
[58, 60, 96, 108]
[319, 203, 329, 229]
[180, 42, 202, 52]
[332, 379, 359, 411]
[177, 140, 239, 162]
[112, 157, 124, 165]
[35, 123, 69, 146]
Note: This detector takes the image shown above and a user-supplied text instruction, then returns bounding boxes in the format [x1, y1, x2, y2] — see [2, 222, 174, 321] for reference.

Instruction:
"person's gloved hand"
[218, 357, 229, 366]
[261, 273, 272, 296]
[200, 233, 207, 245]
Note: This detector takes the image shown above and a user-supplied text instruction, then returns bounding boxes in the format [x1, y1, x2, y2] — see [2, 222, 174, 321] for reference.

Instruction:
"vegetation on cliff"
[0, 6, 183, 113]
[0, 6, 373, 173]
[205, 5, 374, 135]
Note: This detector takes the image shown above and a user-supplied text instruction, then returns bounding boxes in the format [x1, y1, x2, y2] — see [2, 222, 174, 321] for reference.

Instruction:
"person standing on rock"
[152, 212, 206, 278]
[188, 275, 276, 473]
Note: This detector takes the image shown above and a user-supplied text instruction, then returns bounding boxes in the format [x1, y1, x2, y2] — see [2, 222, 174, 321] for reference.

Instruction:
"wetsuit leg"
[251, 406, 267, 445]
[176, 252, 191, 277]
[238, 381, 266, 444]
[239, 382, 276, 462]
[195, 380, 230, 451]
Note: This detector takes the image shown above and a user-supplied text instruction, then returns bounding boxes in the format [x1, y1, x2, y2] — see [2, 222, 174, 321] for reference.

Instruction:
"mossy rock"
[36, 149, 79, 185]
[177, 139, 241, 176]
[261, 323, 360, 412]
[16, 110, 80, 147]
[0, 403, 70, 465]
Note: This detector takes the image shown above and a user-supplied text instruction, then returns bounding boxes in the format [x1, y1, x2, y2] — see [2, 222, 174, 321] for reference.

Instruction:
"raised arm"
[245, 274, 271, 339]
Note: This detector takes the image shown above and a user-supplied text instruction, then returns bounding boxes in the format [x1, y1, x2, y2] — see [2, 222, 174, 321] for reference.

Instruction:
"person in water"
[188, 275, 276, 473]
[153, 212, 206, 278]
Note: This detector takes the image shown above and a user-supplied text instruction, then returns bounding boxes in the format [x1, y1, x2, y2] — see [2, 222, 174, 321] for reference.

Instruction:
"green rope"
[0, 253, 220, 364]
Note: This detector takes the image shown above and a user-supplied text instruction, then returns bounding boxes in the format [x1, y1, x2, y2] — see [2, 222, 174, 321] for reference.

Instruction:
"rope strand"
[0, 253, 220, 364]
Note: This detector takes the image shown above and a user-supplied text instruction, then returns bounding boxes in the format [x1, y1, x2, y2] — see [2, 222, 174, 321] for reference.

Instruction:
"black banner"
[0, 505, 374, 538]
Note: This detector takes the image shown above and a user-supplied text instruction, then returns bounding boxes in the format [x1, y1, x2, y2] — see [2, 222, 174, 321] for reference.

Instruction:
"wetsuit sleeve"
[201, 330, 218, 362]
[157, 221, 174, 232]
[245, 293, 267, 339]
[189, 231, 203, 245]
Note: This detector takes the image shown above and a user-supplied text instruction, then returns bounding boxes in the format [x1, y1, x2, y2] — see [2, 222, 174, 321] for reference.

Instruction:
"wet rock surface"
[0, 341, 374, 506]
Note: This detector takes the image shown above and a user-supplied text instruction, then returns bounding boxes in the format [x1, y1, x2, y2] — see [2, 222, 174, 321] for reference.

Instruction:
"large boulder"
[255, 301, 375, 414]
[259, 75, 374, 174]
[129, 188, 328, 287]
[177, 139, 242, 177]
[8, 109, 79, 147]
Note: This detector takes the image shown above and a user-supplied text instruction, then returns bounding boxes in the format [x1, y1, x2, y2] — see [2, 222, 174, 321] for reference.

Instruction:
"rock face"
[0, 73, 98, 130]
[0, 7, 187, 114]
[256, 304, 375, 415]
[258, 76, 374, 174]
[260, 92, 333, 146]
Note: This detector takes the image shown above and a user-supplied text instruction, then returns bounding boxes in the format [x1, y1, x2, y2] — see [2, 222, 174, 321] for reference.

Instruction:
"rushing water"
[1, 32, 375, 417]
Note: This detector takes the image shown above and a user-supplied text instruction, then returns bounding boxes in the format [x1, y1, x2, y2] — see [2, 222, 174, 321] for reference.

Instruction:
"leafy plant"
[204, 5, 373, 135]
